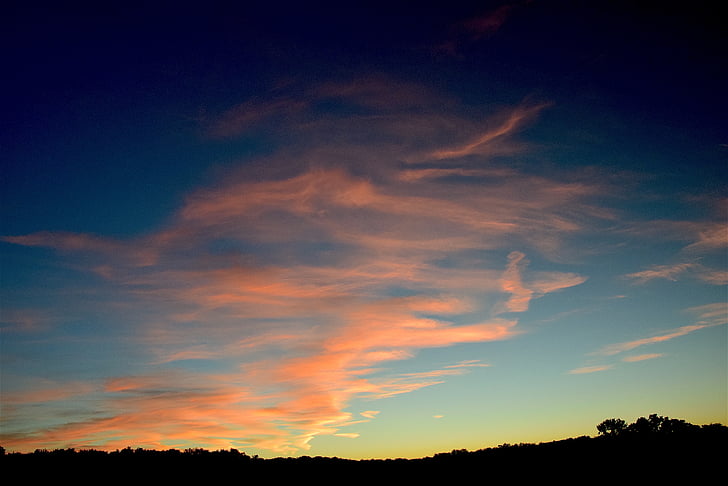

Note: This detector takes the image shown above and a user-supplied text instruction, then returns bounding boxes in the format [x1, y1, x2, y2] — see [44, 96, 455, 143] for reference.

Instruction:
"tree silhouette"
[596, 418, 627, 436]
[628, 413, 664, 434]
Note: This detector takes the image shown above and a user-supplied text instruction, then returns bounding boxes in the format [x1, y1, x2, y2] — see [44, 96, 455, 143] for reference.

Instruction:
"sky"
[1, 1, 726, 458]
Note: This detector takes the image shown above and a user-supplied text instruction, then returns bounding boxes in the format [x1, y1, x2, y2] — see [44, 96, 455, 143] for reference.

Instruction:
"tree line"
[595, 413, 723, 437]
[2, 414, 725, 483]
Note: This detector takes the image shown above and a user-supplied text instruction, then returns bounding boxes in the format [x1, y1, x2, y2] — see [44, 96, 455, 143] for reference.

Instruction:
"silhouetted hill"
[2, 415, 726, 484]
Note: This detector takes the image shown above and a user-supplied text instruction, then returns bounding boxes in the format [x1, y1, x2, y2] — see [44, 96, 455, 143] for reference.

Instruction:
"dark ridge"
[2, 414, 725, 484]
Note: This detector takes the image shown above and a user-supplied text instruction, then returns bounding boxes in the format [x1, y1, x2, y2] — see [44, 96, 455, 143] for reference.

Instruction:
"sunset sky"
[1, 2, 726, 458]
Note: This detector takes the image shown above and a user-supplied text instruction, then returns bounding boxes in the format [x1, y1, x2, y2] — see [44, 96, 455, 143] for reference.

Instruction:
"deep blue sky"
[4, 2, 725, 238]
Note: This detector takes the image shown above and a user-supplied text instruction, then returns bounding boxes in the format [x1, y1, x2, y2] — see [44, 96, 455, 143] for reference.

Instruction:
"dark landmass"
[2, 415, 726, 484]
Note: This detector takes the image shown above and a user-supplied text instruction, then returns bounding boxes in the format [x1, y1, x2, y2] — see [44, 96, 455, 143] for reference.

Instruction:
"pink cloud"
[2, 83, 604, 454]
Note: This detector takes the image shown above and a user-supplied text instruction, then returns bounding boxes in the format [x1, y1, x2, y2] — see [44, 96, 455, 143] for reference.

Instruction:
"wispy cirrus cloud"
[462, 4, 516, 40]
[622, 216, 728, 286]
[626, 262, 727, 285]
[569, 304, 725, 375]
[434, 1, 530, 56]
[205, 96, 310, 139]
[0, 308, 54, 333]
[426, 102, 551, 161]
[688, 302, 728, 326]
[594, 304, 726, 357]
[622, 353, 664, 362]
[596, 324, 715, 357]
[2, 77, 601, 454]
[499, 251, 586, 313]
[568, 364, 614, 375]
[626, 263, 698, 284]
[1, 379, 95, 406]
[684, 221, 728, 252]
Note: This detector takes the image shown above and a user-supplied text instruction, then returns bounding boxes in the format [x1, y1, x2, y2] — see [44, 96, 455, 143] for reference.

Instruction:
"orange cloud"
[2, 82, 602, 454]
[688, 302, 728, 326]
[499, 251, 586, 314]
[500, 251, 533, 312]
[622, 353, 664, 362]
[684, 222, 728, 252]
[568, 364, 614, 374]
[2, 380, 95, 405]
[427, 102, 551, 160]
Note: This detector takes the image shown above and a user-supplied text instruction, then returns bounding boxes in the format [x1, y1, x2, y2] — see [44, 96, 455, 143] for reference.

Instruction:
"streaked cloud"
[568, 364, 614, 375]
[445, 360, 491, 369]
[596, 324, 715, 356]
[434, 1, 529, 56]
[695, 269, 728, 285]
[499, 251, 586, 313]
[571, 303, 725, 374]
[0, 77, 624, 454]
[462, 4, 515, 40]
[2, 2, 725, 461]
[0, 308, 53, 333]
[688, 302, 728, 326]
[684, 222, 728, 252]
[205, 97, 309, 139]
[426, 102, 551, 161]
[626, 262, 727, 285]
[2, 379, 95, 405]
[622, 353, 664, 362]
[626, 263, 698, 284]
[595, 303, 726, 357]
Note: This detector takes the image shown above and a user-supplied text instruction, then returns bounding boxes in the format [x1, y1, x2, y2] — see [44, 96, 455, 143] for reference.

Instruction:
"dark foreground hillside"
[3, 415, 726, 484]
